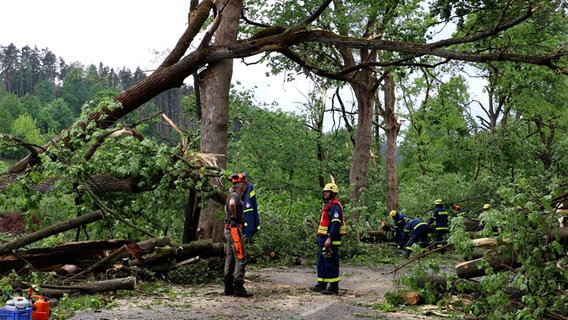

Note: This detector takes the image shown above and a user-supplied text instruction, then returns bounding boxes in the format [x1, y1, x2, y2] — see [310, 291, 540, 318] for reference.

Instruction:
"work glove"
[322, 247, 332, 259]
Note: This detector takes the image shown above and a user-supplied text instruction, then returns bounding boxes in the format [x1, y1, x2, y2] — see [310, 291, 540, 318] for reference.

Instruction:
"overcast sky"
[0, 0, 312, 113]
[1, 1, 487, 130]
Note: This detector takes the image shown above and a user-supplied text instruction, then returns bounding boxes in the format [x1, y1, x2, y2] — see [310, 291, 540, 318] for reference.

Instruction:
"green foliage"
[52, 293, 117, 319]
[162, 259, 222, 285]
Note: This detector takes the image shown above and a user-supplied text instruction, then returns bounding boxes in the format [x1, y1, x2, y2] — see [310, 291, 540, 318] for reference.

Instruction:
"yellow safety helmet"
[483, 203, 491, 210]
[323, 183, 339, 194]
[434, 199, 442, 205]
[389, 210, 397, 218]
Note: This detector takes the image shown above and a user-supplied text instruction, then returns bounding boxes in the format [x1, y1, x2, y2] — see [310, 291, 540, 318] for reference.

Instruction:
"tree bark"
[26, 277, 136, 298]
[197, 0, 242, 242]
[383, 73, 400, 213]
[349, 77, 376, 222]
[129, 239, 224, 271]
[456, 255, 519, 279]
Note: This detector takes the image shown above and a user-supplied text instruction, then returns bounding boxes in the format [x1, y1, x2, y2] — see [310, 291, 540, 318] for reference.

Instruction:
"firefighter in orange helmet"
[310, 183, 346, 295]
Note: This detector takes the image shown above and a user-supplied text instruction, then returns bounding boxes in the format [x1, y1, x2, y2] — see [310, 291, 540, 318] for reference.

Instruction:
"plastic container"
[30, 296, 49, 320]
[8, 298, 30, 310]
[0, 308, 32, 320]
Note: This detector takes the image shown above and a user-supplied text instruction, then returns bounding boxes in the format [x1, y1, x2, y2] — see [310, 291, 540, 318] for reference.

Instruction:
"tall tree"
[2, 0, 567, 242]
[193, 0, 243, 242]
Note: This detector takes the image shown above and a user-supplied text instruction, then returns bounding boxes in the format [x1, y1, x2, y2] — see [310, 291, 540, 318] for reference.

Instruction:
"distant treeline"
[0, 43, 193, 144]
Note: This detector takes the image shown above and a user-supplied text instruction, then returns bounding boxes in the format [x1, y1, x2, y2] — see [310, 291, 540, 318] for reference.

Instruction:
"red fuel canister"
[31, 295, 50, 320]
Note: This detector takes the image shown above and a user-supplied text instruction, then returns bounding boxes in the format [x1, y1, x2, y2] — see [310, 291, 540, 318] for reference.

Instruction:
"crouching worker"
[401, 218, 430, 259]
[310, 183, 346, 295]
[223, 173, 253, 298]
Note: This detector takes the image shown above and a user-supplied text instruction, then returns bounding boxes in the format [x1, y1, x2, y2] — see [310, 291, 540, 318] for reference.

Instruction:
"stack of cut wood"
[0, 210, 225, 297]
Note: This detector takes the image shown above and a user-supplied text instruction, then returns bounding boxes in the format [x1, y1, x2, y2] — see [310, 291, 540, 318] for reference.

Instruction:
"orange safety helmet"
[229, 173, 248, 184]
[455, 205, 461, 210]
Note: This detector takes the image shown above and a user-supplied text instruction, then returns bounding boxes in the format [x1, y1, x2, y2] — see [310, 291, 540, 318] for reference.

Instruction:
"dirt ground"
[67, 264, 448, 320]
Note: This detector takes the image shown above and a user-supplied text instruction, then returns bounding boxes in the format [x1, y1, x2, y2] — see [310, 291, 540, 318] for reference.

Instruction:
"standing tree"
[1, 0, 566, 243]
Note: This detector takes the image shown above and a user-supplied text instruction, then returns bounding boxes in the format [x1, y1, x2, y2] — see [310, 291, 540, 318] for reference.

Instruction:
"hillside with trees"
[0, 1, 567, 319]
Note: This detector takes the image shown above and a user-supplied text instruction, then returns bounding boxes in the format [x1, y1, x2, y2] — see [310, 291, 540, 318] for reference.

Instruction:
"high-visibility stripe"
[414, 222, 427, 230]
[318, 277, 340, 283]
[249, 190, 255, 197]
[331, 240, 341, 245]
[243, 208, 253, 213]
[436, 227, 449, 230]
[230, 226, 244, 259]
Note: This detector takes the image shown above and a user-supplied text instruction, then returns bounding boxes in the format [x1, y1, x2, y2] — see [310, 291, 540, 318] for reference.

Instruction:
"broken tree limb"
[66, 237, 171, 280]
[16, 277, 137, 298]
[0, 210, 105, 255]
[471, 237, 499, 248]
[129, 239, 224, 272]
[456, 254, 520, 279]
[0, 240, 136, 275]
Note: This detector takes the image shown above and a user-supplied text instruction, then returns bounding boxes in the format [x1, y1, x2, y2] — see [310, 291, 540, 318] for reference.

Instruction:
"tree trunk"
[349, 78, 376, 222]
[183, 188, 202, 243]
[28, 277, 136, 298]
[383, 73, 400, 213]
[197, 0, 242, 242]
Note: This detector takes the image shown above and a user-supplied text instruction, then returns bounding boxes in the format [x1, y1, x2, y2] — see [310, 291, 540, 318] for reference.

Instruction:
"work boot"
[309, 282, 326, 293]
[223, 275, 234, 296]
[322, 282, 339, 295]
[234, 281, 253, 298]
[402, 250, 410, 259]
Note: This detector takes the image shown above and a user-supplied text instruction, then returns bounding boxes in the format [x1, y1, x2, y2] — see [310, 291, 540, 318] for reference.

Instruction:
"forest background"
[0, 0, 567, 319]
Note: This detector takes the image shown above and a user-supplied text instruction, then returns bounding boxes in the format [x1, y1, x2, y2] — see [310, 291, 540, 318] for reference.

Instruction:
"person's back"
[402, 218, 429, 258]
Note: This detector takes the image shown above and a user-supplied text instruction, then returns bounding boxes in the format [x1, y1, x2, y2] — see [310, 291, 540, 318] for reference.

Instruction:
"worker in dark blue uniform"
[453, 205, 465, 217]
[310, 183, 346, 295]
[401, 218, 430, 259]
[389, 210, 407, 249]
[428, 199, 449, 251]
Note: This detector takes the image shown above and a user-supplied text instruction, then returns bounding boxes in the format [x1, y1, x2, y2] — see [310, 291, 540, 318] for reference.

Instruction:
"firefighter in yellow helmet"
[478, 203, 500, 236]
[390, 210, 408, 249]
[428, 199, 449, 252]
[310, 183, 346, 295]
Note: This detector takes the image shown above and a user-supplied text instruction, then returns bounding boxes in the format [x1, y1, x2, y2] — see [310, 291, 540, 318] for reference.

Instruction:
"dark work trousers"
[224, 226, 247, 283]
[405, 224, 430, 251]
[316, 237, 340, 284]
[434, 228, 449, 248]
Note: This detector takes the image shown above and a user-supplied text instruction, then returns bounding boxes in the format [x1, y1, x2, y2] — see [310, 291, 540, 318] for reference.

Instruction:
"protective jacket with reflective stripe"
[317, 197, 346, 244]
[242, 183, 261, 239]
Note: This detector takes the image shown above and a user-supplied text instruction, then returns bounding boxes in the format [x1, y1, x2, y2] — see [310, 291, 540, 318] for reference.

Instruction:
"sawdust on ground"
[67, 264, 449, 320]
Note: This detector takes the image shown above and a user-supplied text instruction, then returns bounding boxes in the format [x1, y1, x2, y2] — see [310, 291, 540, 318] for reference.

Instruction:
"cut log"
[456, 255, 520, 279]
[471, 237, 498, 248]
[0, 210, 105, 255]
[400, 291, 421, 305]
[17, 277, 136, 298]
[129, 239, 224, 272]
[361, 229, 388, 242]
